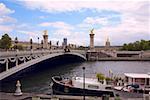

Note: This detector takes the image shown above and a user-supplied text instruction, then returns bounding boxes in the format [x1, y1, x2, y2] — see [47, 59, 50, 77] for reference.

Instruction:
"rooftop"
[124, 73, 150, 78]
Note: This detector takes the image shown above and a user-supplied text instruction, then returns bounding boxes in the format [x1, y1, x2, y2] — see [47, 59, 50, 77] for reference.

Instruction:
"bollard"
[14, 80, 23, 96]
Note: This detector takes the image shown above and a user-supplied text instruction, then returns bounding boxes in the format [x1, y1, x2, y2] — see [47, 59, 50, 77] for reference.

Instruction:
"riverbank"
[0, 92, 145, 100]
[88, 57, 150, 61]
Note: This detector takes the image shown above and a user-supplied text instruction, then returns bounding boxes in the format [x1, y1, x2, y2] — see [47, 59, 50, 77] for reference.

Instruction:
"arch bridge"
[0, 50, 86, 81]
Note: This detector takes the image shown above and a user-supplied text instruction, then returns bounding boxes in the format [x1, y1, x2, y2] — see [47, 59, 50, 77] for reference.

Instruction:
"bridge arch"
[0, 52, 86, 80]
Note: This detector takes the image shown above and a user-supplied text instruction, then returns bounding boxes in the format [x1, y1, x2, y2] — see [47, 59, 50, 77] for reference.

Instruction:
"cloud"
[17, 30, 38, 36]
[2, 0, 149, 46]
[95, 15, 149, 45]
[16, 30, 44, 42]
[0, 3, 15, 16]
[39, 20, 89, 45]
[39, 15, 49, 19]
[18, 0, 148, 14]
[40, 21, 74, 30]
[83, 17, 108, 26]
[40, 21, 74, 37]
[0, 25, 15, 33]
[0, 3, 16, 33]
[0, 16, 17, 24]
[74, 1, 149, 45]
[35, 0, 149, 45]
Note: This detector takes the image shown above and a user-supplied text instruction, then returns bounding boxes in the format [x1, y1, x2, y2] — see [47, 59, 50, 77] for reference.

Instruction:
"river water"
[1, 61, 150, 94]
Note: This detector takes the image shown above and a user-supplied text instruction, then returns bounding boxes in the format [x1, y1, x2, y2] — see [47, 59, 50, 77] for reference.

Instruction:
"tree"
[17, 45, 24, 50]
[0, 34, 12, 50]
[122, 43, 128, 50]
[96, 73, 105, 84]
[121, 40, 150, 51]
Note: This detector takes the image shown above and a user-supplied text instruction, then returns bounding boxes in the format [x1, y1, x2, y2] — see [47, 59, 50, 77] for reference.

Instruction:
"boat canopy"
[73, 77, 103, 85]
[124, 73, 150, 79]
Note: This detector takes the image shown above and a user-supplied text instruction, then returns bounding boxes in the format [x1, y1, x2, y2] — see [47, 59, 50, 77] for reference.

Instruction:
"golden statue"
[44, 30, 48, 35]
[90, 28, 94, 34]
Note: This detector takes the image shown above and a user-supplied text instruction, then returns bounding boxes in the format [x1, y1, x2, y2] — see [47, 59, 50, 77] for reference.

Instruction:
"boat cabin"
[124, 73, 150, 87]
[72, 77, 111, 90]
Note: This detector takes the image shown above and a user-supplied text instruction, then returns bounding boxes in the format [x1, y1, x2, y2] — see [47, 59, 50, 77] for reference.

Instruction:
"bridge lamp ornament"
[38, 37, 39, 49]
[57, 41, 59, 48]
[49, 41, 52, 49]
[30, 38, 33, 50]
[90, 28, 94, 34]
[15, 37, 18, 50]
[41, 40, 43, 49]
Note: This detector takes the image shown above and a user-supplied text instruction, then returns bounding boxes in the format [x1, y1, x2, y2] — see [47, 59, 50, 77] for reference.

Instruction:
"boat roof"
[124, 73, 150, 78]
[73, 77, 102, 85]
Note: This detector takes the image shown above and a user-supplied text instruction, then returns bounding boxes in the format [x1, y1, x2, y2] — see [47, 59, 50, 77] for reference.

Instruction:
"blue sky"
[0, 0, 149, 46]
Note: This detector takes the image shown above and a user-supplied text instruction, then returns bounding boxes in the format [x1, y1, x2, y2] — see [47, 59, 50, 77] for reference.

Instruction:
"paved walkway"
[0, 92, 33, 100]
[0, 92, 146, 100]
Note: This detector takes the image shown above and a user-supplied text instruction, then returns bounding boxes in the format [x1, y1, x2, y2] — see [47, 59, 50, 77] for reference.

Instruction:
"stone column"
[89, 29, 95, 51]
[43, 30, 48, 49]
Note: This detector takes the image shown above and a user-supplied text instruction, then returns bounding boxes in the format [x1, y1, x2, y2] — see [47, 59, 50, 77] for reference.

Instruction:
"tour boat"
[51, 76, 115, 97]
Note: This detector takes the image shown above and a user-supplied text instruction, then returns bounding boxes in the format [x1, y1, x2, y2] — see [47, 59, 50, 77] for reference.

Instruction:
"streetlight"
[82, 67, 85, 100]
[30, 38, 32, 50]
[49, 40, 52, 50]
[57, 41, 59, 49]
[41, 40, 43, 49]
[14, 37, 18, 50]
[38, 37, 39, 49]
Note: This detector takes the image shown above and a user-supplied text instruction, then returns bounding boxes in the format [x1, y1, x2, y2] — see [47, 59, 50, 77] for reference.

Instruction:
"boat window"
[88, 85, 99, 89]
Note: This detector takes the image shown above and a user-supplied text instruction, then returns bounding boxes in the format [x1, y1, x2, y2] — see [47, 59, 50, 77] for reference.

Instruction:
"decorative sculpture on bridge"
[90, 28, 94, 34]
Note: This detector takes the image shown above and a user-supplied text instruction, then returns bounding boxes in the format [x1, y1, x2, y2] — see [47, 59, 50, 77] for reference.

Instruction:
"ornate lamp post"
[38, 37, 39, 49]
[14, 37, 18, 50]
[49, 40, 52, 49]
[30, 38, 33, 50]
[56, 41, 59, 49]
[82, 67, 85, 100]
[41, 40, 43, 49]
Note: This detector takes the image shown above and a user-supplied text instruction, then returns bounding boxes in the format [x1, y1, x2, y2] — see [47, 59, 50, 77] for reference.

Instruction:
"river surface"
[1, 61, 150, 94]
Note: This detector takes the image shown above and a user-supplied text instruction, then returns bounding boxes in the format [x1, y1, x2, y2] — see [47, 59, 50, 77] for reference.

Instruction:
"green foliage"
[12, 44, 24, 50]
[17, 45, 24, 50]
[105, 77, 112, 81]
[0, 34, 12, 49]
[121, 40, 150, 51]
[96, 73, 105, 83]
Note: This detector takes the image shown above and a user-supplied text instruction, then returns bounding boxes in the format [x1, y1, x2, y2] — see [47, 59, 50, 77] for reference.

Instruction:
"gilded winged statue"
[91, 28, 94, 34]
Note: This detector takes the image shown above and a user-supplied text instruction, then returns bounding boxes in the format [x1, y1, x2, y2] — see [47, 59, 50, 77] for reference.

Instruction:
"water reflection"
[1, 61, 149, 94]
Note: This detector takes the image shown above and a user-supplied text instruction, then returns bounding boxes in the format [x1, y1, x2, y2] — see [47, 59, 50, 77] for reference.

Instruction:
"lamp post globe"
[15, 37, 18, 50]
